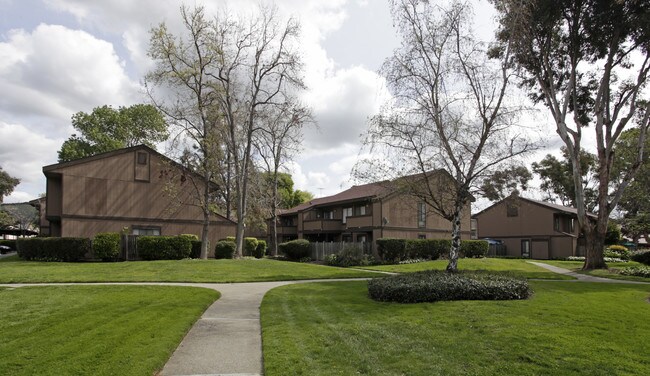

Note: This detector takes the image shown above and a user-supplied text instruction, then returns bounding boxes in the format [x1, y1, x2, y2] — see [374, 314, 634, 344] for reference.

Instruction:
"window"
[521, 239, 531, 258]
[417, 202, 426, 228]
[322, 210, 334, 220]
[342, 207, 353, 224]
[132, 226, 160, 236]
[356, 205, 367, 216]
[357, 235, 367, 243]
[418, 234, 426, 239]
[554, 216, 560, 231]
[506, 203, 519, 217]
[137, 152, 148, 165]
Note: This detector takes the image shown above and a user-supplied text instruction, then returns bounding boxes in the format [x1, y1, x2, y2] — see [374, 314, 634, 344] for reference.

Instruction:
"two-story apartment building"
[274, 174, 472, 249]
[473, 193, 592, 259]
[42, 145, 236, 254]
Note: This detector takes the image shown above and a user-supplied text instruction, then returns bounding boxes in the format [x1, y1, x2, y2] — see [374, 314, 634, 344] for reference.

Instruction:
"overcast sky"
[0, 0, 562, 205]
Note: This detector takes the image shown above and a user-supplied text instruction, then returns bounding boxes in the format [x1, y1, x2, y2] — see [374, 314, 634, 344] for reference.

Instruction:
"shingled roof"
[279, 181, 390, 215]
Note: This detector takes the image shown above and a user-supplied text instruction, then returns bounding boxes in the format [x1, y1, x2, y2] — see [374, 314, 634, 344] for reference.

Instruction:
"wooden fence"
[309, 242, 372, 261]
[120, 234, 140, 261]
[487, 244, 507, 257]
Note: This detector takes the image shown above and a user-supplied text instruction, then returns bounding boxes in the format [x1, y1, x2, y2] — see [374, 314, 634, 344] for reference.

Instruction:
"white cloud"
[0, 122, 62, 203]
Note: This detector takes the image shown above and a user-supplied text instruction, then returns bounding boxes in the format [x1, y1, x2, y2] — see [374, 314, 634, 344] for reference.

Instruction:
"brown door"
[531, 240, 550, 259]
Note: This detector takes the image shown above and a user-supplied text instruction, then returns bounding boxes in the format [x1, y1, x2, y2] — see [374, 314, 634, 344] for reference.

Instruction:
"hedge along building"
[41, 145, 236, 257]
[273, 171, 472, 251]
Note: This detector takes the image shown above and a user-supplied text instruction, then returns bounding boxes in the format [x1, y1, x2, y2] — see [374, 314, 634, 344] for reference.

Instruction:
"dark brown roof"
[473, 195, 597, 218]
[279, 181, 389, 216]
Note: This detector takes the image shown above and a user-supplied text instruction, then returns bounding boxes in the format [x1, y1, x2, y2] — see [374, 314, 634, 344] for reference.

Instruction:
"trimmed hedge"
[244, 237, 259, 257]
[368, 270, 531, 303]
[215, 240, 236, 259]
[460, 240, 489, 258]
[0, 239, 16, 253]
[605, 245, 631, 260]
[137, 235, 192, 260]
[279, 239, 310, 261]
[190, 241, 202, 258]
[16, 237, 91, 262]
[93, 232, 121, 261]
[630, 250, 650, 266]
[254, 240, 267, 259]
[376, 238, 455, 262]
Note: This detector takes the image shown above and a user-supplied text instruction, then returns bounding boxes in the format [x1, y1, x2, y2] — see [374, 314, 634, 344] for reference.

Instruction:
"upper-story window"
[322, 210, 334, 220]
[137, 152, 148, 165]
[356, 205, 367, 216]
[342, 207, 353, 223]
[506, 203, 519, 217]
[417, 202, 426, 228]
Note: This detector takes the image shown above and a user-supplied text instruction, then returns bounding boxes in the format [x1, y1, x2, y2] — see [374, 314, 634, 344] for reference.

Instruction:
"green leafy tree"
[531, 147, 598, 210]
[58, 104, 168, 162]
[492, 0, 650, 269]
[480, 166, 532, 202]
[0, 167, 20, 203]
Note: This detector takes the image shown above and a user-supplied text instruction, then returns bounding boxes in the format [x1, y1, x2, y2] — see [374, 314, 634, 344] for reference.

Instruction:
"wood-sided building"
[473, 193, 591, 259]
[42, 145, 235, 255]
[273, 173, 472, 250]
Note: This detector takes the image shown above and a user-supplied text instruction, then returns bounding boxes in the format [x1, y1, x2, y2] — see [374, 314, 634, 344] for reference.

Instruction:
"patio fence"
[120, 234, 140, 260]
[309, 242, 372, 261]
[487, 244, 507, 257]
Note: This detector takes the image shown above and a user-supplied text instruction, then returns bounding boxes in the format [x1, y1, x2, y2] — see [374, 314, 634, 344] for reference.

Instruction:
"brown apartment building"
[274, 174, 472, 249]
[473, 193, 590, 259]
[42, 145, 235, 253]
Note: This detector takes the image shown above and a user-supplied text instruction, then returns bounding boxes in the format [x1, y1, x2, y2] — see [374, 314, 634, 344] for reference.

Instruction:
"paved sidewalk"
[529, 261, 650, 284]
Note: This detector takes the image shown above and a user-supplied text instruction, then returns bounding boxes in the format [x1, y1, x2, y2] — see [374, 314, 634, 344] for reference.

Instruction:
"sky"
[0, 0, 560, 206]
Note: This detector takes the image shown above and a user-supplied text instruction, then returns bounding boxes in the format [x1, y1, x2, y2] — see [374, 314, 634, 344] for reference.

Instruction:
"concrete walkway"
[529, 261, 650, 284]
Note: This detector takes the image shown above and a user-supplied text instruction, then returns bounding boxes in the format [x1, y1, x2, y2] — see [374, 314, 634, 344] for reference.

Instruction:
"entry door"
[521, 239, 531, 258]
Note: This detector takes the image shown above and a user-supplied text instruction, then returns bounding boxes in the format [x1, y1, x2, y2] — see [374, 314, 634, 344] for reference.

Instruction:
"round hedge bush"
[368, 270, 531, 303]
[215, 240, 236, 259]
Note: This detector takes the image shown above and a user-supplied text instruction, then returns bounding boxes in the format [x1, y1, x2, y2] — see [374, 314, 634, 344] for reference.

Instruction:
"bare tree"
[357, 0, 534, 271]
[209, 5, 305, 257]
[254, 100, 312, 256]
[147, 6, 225, 259]
[492, 0, 650, 269]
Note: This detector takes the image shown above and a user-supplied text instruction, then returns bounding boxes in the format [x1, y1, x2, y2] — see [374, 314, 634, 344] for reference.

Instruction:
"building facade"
[273, 176, 472, 249]
[42, 145, 235, 255]
[473, 194, 588, 259]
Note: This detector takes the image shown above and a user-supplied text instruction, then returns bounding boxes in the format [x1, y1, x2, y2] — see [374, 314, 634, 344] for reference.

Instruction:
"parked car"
[0, 245, 13, 254]
[481, 238, 503, 245]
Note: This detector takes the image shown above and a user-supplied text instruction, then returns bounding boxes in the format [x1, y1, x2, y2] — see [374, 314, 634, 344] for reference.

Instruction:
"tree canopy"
[58, 104, 168, 162]
[0, 167, 20, 203]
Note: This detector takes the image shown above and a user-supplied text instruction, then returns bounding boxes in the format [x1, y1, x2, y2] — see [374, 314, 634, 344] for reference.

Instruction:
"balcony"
[276, 225, 297, 235]
[345, 215, 373, 229]
[303, 219, 343, 232]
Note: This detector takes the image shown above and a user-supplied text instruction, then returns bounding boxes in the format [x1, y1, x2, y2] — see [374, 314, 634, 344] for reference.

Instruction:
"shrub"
[17, 237, 91, 262]
[244, 237, 259, 257]
[368, 270, 531, 303]
[254, 240, 267, 259]
[460, 240, 489, 258]
[190, 241, 202, 258]
[215, 240, 236, 259]
[137, 235, 192, 260]
[93, 232, 121, 261]
[325, 245, 375, 267]
[376, 238, 407, 262]
[0, 239, 17, 253]
[619, 266, 650, 278]
[279, 239, 310, 261]
[224, 236, 236, 242]
[605, 245, 631, 260]
[631, 250, 650, 266]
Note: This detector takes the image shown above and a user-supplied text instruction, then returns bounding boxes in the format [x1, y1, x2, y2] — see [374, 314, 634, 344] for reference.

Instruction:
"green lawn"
[0, 256, 378, 283]
[542, 260, 649, 282]
[360, 258, 575, 280]
[0, 285, 218, 376]
[261, 281, 650, 376]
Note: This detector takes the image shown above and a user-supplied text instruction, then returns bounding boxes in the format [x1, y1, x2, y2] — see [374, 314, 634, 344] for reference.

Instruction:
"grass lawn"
[261, 281, 650, 376]
[542, 260, 650, 282]
[0, 256, 378, 283]
[360, 258, 575, 280]
[0, 285, 218, 376]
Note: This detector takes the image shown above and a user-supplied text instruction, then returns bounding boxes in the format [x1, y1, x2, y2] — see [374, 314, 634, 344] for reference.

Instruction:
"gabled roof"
[473, 194, 597, 218]
[279, 181, 388, 216]
[43, 144, 162, 174]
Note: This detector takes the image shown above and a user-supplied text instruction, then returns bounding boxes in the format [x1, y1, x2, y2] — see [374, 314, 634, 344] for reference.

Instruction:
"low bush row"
[325, 245, 375, 267]
[376, 238, 488, 263]
[619, 266, 650, 278]
[367, 270, 531, 303]
[92, 232, 121, 261]
[17, 237, 90, 261]
[631, 250, 650, 266]
[604, 245, 632, 261]
[137, 235, 194, 260]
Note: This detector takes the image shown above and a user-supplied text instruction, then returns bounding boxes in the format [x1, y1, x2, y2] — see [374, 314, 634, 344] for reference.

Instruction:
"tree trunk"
[200, 170, 211, 259]
[582, 226, 607, 270]
[271, 174, 279, 257]
[446, 209, 462, 273]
